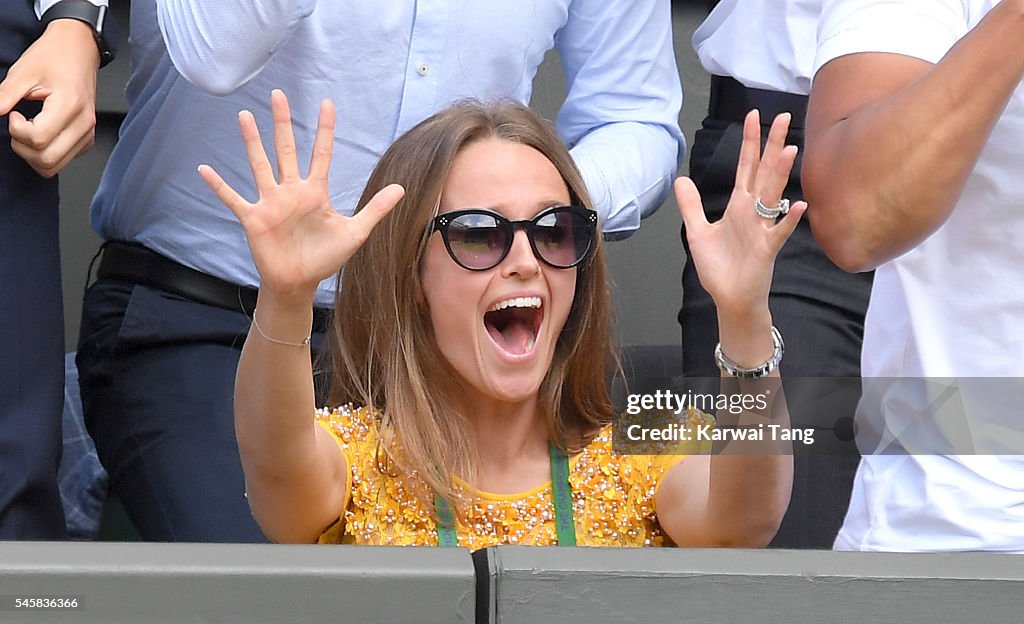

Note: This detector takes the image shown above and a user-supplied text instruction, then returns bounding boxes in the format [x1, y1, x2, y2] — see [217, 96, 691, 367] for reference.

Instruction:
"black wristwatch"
[40, 0, 118, 68]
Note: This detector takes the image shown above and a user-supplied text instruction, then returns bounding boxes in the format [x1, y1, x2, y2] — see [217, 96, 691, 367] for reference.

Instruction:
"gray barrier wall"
[0, 542, 476, 624]
[2, 544, 1021, 624]
[484, 547, 1024, 624]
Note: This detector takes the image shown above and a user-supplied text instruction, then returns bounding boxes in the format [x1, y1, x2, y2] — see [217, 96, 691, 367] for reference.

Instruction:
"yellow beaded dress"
[315, 405, 707, 548]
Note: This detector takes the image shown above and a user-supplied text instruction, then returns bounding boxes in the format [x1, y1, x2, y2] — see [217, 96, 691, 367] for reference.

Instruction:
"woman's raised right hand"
[199, 89, 404, 304]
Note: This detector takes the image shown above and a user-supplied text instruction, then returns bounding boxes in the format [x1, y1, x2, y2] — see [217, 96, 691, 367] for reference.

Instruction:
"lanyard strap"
[435, 443, 576, 547]
[549, 443, 577, 546]
[435, 492, 459, 548]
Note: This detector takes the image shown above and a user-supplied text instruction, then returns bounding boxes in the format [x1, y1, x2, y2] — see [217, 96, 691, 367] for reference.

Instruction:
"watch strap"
[714, 326, 785, 379]
[40, 0, 117, 67]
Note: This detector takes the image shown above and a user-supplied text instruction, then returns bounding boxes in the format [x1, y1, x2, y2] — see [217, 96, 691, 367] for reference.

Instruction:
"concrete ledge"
[0, 542, 475, 624]
[2, 544, 1021, 623]
[486, 547, 1024, 624]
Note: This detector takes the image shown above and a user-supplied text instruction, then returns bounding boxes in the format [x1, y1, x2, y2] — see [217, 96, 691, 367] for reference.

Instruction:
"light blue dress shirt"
[36, 0, 108, 17]
[93, 1, 683, 305]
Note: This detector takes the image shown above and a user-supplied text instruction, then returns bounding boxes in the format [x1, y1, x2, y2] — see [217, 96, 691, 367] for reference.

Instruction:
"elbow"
[831, 253, 877, 275]
[173, 55, 250, 96]
[707, 521, 781, 549]
[157, 14, 254, 96]
[809, 213, 879, 273]
[243, 472, 327, 545]
[187, 74, 246, 98]
[737, 523, 780, 549]
[677, 513, 784, 548]
[695, 533, 775, 549]
[803, 171, 880, 273]
[259, 522, 319, 545]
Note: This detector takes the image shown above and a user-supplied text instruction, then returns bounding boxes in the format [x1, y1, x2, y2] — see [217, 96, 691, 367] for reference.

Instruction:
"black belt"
[97, 241, 332, 332]
[708, 75, 808, 129]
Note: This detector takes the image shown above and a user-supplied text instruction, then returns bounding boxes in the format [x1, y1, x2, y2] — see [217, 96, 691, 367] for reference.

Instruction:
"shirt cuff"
[36, 0, 107, 20]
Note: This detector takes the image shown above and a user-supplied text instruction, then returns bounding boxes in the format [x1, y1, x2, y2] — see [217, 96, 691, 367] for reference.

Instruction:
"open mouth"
[483, 296, 543, 356]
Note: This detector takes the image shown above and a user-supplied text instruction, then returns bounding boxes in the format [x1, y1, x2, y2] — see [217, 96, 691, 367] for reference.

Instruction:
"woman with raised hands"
[198, 90, 804, 547]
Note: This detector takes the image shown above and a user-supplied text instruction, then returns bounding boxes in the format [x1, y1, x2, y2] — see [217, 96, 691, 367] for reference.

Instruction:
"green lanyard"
[435, 443, 576, 547]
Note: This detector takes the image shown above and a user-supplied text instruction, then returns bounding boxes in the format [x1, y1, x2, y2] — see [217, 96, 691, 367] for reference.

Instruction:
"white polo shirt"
[693, 0, 822, 95]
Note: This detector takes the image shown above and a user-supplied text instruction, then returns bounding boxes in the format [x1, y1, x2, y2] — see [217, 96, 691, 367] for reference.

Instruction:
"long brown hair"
[328, 101, 616, 510]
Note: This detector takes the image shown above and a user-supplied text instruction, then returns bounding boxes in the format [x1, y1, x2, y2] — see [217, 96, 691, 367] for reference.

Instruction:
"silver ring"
[754, 197, 790, 219]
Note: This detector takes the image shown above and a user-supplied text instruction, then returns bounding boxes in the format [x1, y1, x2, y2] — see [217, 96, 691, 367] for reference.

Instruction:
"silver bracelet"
[251, 310, 311, 348]
[714, 326, 784, 379]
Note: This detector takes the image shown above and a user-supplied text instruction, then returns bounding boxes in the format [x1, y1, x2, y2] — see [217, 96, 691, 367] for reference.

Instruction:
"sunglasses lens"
[532, 208, 592, 267]
[446, 212, 509, 269]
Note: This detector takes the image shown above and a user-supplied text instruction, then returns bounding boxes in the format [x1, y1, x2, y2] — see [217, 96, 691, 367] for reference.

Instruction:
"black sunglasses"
[429, 205, 597, 271]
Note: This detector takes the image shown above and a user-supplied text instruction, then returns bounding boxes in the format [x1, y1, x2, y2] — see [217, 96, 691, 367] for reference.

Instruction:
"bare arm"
[804, 0, 1024, 272]
[656, 376, 791, 548]
[199, 91, 404, 542]
[657, 111, 798, 547]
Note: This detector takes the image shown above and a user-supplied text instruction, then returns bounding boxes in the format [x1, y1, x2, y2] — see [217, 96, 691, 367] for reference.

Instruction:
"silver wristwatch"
[714, 326, 785, 379]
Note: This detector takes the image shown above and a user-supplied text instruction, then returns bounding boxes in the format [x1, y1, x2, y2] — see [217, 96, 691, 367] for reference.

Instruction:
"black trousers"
[0, 0, 67, 539]
[77, 252, 332, 542]
[77, 280, 269, 542]
[680, 114, 872, 548]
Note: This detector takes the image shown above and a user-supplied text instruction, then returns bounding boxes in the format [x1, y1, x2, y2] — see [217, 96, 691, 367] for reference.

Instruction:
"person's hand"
[677, 110, 805, 322]
[199, 90, 405, 304]
[0, 20, 100, 177]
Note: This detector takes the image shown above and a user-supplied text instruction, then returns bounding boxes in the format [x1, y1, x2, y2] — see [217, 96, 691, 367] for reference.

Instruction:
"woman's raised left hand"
[677, 110, 805, 322]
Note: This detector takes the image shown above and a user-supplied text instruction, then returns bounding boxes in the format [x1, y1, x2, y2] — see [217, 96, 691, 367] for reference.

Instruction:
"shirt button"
[417, 63, 430, 76]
